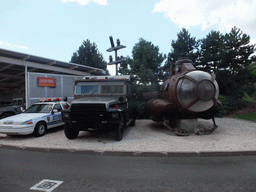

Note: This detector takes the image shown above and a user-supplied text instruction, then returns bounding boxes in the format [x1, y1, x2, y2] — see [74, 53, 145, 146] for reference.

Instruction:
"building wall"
[27, 72, 82, 107]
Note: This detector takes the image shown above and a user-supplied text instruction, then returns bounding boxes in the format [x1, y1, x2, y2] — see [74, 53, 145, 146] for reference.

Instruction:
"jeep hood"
[72, 97, 119, 106]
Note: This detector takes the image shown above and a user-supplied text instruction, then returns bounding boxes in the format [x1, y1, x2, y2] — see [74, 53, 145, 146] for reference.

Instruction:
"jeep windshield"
[76, 85, 99, 94]
[25, 104, 53, 113]
[101, 85, 124, 94]
[75, 84, 124, 95]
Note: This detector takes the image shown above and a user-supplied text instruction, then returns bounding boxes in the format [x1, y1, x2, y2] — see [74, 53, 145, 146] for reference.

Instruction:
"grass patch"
[243, 93, 256, 104]
[234, 112, 256, 122]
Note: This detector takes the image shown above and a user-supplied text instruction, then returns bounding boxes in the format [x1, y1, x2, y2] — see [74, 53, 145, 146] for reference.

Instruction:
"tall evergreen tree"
[217, 27, 256, 98]
[221, 27, 255, 73]
[70, 39, 107, 70]
[248, 60, 256, 76]
[127, 38, 165, 85]
[198, 30, 224, 73]
[164, 28, 199, 77]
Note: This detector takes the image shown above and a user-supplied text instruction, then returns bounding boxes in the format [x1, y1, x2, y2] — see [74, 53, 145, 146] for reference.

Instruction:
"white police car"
[0, 98, 70, 137]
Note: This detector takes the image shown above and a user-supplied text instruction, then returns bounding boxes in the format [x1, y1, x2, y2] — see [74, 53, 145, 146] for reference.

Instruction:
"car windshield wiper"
[109, 88, 117, 96]
[89, 90, 98, 96]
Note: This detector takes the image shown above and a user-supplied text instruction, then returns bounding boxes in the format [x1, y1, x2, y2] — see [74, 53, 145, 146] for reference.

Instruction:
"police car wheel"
[34, 122, 46, 137]
[64, 123, 79, 139]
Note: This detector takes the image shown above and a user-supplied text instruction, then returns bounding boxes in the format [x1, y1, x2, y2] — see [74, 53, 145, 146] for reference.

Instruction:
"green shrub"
[218, 95, 245, 116]
[243, 93, 256, 105]
[135, 100, 149, 119]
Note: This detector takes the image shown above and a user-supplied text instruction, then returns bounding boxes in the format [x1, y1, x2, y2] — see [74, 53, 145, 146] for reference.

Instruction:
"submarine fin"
[146, 98, 178, 122]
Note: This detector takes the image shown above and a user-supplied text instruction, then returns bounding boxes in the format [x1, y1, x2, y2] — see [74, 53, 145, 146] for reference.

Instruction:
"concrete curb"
[1, 144, 256, 157]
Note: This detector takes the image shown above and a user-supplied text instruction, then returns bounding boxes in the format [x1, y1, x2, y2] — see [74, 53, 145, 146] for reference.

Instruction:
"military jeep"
[61, 75, 137, 141]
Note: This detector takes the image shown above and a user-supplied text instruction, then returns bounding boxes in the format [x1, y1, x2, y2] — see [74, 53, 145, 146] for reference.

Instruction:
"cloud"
[60, 0, 107, 6]
[153, 0, 256, 36]
[0, 41, 29, 50]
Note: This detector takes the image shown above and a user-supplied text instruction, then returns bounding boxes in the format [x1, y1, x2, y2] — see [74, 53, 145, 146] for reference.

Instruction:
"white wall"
[27, 72, 83, 107]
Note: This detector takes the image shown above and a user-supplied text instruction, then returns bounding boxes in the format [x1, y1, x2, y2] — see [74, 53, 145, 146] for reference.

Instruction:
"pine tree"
[164, 28, 199, 77]
[70, 39, 107, 70]
[218, 27, 256, 98]
[199, 30, 224, 73]
[127, 38, 165, 85]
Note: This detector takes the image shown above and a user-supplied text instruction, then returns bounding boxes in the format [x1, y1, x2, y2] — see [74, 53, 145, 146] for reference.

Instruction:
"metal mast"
[106, 36, 126, 76]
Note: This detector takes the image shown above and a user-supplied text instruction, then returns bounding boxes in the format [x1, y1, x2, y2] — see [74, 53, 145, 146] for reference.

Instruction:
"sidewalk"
[0, 118, 256, 156]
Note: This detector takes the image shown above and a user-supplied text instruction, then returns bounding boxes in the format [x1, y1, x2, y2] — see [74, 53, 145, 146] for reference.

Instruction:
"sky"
[1, 0, 256, 75]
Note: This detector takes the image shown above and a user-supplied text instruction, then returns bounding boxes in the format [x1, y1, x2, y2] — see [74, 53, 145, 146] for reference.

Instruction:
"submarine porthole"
[177, 70, 220, 112]
[177, 78, 197, 107]
[196, 80, 215, 101]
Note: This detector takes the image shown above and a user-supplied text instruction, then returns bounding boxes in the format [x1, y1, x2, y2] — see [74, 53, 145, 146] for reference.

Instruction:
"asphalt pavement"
[0, 118, 256, 156]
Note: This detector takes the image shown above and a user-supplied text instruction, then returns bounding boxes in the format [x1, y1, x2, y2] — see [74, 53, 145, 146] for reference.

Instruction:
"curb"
[1, 144, 256, 157]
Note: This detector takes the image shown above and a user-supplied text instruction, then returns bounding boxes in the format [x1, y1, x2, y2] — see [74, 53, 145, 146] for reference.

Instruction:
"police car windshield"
[25, 104, 53, 113]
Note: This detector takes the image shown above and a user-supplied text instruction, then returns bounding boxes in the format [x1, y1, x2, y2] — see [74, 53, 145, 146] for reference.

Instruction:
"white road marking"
[30, 179, 63, 192]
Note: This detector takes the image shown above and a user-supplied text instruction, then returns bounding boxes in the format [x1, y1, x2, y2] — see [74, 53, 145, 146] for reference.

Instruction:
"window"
[26, 104, 53, 113]
[101, 85, 124, 94]
[53, 104, 62, 112]
[13, 99, 22, 106]
[76, 85, 99, 94]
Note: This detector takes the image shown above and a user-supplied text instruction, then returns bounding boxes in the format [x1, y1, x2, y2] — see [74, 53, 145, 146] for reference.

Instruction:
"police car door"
[49, 103, 63, 128]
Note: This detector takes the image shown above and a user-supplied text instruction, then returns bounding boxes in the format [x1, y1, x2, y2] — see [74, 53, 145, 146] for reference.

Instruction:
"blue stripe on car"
[47, 120, 62, 126]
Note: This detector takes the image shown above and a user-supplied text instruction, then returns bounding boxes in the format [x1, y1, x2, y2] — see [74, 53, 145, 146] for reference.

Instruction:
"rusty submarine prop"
[146, 58, 222, 136]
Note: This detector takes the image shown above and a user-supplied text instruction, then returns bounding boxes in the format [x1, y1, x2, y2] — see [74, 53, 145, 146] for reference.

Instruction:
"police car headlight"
[13, 122, 23, 125]
[0, 121, 3, 125]
[13, 121, 33, 125]
[112, 113, 119, 119]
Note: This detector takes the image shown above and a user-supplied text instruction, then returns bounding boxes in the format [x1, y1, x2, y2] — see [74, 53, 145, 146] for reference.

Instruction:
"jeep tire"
[114, 113, 125, 141]
[64, 123, 79, 139]
[130, 118, 136, 126]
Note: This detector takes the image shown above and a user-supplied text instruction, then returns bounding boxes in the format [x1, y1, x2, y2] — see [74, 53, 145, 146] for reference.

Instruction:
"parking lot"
[0, 118, 256, 156]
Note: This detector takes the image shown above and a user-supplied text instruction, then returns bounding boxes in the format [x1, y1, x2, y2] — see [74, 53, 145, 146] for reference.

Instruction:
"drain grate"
[30, 179, 63, 192]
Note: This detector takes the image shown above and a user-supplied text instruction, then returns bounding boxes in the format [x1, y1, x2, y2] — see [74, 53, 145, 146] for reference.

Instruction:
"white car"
[0, 98, 70, 137]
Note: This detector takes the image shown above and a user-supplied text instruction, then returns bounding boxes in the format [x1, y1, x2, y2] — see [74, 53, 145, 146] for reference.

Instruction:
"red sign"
[37, 77, 55, 87]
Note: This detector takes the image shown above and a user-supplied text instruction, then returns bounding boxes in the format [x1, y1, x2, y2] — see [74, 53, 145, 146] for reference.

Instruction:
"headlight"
[12, 121, 33, 125]
[12, 122, 24, 125]
[0, 121, 3, 125]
